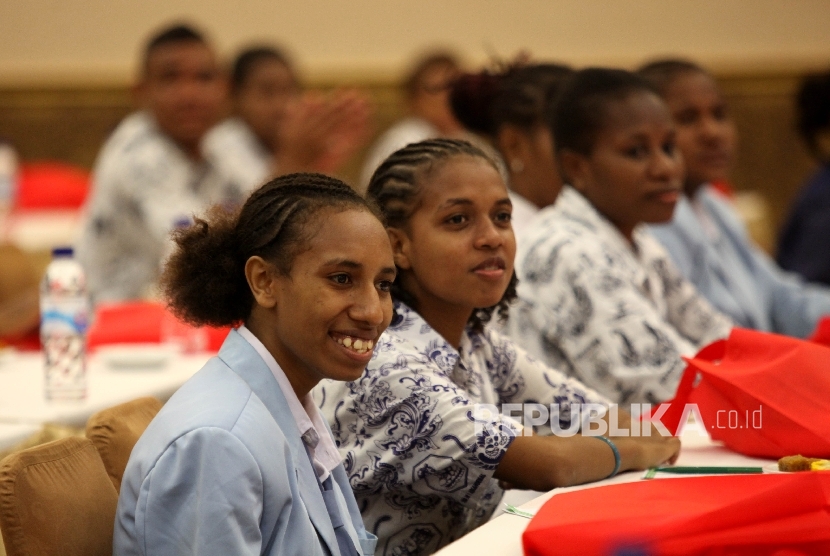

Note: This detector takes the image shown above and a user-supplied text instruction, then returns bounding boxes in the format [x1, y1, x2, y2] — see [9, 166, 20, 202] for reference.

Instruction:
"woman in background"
[205, 46, 371, 192]
[451, 63, 573, 239]
[359, 51, 466, 188]
[316, 139, 680, 556]
[509, 68, 732, 405]
[116, 174, 394, 556]
[641, 59, 830, 338]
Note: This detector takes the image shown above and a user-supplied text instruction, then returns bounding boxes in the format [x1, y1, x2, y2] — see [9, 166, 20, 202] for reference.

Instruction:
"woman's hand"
[275, 90, 372, 175]
[605, 407, 681, 469]
[494, 412, 681, 491]
[613, 430, 681, 472]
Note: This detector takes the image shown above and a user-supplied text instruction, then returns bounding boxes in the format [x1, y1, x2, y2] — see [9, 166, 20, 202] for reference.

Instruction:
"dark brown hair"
[637, 58, 706, 96]
[142, 23, 208, 74]
[451, 63, 573, 137]
[162, 173, 381, 327]
[551, 67, 658, 157]
[404, 51, 461, 99]
[366, 138, 517, 332]
[795, 69, 830, 159]
[231, 45, 296, 93]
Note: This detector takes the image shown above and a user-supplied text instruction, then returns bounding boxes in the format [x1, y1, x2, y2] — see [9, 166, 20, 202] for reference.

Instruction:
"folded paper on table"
[654, 328, 830, 459]
[86, 301, 229, 352]
[523, 473, 830, 556]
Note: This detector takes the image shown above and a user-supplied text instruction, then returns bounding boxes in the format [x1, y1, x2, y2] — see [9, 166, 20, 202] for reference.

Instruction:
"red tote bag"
[523, 473, 830, 556]
[656, 328, 830, 459]
[809, 316, 830, 348]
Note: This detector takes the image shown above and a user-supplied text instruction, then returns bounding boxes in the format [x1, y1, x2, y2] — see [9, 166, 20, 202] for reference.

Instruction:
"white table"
[0, 209, 83, 252]
[435, 428, 777, 556]
[0, 351, 210, 427]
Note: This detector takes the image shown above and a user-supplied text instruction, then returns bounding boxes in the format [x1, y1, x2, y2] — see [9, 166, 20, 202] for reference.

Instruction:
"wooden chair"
[0, 437, 117, 556]
[85, 396, 162, 492]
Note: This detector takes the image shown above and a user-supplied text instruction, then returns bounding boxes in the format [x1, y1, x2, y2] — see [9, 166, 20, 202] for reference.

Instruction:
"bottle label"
[43, 334, 86, 400]
[40, 301, 89, 335]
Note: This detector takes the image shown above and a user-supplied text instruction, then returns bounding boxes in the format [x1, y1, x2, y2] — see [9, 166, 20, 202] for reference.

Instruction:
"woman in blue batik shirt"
[314, 139, 680, 556]
[507, 68, 733, 407]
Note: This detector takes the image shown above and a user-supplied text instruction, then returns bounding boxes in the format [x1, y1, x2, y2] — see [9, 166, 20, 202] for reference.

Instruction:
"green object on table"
[646, 466, 763, 478]
[503, 504, 535, 519]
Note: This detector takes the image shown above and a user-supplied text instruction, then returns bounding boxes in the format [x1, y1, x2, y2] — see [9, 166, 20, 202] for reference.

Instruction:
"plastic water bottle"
[40, 247, 89, 400]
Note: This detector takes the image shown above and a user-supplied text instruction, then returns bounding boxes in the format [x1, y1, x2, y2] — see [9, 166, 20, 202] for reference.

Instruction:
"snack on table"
[778, 455, 830, 471]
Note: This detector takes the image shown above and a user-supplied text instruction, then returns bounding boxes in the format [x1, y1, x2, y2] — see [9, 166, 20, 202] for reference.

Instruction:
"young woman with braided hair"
[115, 173, 395, 556]
[314, 139, 679, 556]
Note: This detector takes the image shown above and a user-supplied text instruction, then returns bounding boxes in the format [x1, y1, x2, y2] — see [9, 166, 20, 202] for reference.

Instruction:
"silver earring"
[510, 159, 524, 173]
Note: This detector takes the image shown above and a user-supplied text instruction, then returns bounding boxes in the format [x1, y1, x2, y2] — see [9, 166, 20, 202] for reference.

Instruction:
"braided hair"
[366, 138, 518, 332]
[161, 173, 381, 327]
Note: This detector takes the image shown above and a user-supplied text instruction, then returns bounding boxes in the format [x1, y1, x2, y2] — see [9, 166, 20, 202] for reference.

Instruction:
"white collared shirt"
[202, 117, 273, 194]
[508, 190, 540, 245]
[237, 325, 342, 483]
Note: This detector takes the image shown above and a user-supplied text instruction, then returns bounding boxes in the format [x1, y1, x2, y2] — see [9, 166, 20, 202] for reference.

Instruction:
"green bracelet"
[594, 436, 621, 478]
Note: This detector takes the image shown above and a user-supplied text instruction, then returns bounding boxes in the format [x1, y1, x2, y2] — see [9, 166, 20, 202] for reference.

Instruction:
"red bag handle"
[651, 339, 727, 434]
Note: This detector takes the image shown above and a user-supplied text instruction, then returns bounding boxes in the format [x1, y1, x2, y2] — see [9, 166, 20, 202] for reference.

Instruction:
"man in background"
[77, 23, 243, 303]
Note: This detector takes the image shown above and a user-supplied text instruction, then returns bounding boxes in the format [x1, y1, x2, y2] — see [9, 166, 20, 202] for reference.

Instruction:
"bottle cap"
[51, 246, 74, 257]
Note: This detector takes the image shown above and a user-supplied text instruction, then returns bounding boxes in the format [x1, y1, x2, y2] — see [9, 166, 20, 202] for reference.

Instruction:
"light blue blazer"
[649, 186, 830, 338]
[114, 329, 376, 556]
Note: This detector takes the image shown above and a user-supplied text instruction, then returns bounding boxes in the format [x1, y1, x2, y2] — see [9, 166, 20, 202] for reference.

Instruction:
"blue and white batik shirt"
[77, 112, 247, 302]
[508, 186, 732, 406]
[314, 301, 608, 556]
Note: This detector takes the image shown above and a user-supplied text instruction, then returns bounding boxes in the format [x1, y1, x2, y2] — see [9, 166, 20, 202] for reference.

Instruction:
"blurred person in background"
[777, 69, 830, 286]
[76, 23, 244, 303]
[451, 62, 573, 239]
[204, 45, 372, 192]
[641, 59, 830, 338]
[359, 50, 466, 188]
[0, 142, 37, 346]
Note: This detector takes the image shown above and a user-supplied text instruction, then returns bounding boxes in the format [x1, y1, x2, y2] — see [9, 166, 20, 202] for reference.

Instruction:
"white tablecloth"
[0, 209, 84, 252]
[435, 428, 777, 556]
[0, 351, 210, 427]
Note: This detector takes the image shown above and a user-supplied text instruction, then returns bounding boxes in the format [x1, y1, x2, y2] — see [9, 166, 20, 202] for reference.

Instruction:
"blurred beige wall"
[1, 0, 829, 85]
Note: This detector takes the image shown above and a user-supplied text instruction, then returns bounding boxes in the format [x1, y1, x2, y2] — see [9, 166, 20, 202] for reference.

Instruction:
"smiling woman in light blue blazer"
[114, 173, 397, 556]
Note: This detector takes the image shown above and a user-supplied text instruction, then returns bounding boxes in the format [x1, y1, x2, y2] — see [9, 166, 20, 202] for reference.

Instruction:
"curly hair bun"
[161, 173, 379, 327]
